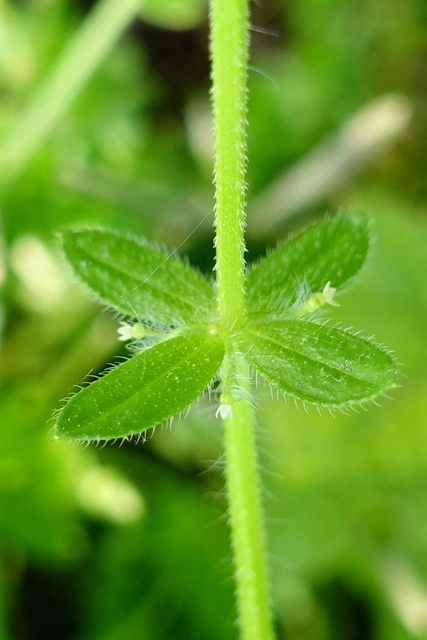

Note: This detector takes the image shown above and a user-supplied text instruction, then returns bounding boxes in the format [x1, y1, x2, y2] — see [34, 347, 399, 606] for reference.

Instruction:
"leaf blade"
[54, 331, 224, 441]
[246, 211, 370, 317]
[61, 229, 215, 325]
[241, 320, 398, 407]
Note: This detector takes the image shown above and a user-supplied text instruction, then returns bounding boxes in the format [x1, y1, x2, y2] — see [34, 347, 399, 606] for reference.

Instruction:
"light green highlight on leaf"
[140, 0, 206, 31]
[246, 211, 369, 318]
[54, 331, 225, 441]
[241, 320, 398, 407]
[61, 229, 215, 326]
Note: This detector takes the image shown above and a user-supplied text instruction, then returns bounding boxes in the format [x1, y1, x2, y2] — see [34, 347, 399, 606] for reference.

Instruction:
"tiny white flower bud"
[322, 281, 340, 307]
[117, 322, 134, 341]
[215, 404, 233, 420]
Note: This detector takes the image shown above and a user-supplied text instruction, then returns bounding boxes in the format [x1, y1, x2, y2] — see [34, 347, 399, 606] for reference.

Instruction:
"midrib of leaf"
[85, 335, 211, 418]
[76, 244, 212, 315]
[245, 327, 387, 386]
[247, 212, 370, 307]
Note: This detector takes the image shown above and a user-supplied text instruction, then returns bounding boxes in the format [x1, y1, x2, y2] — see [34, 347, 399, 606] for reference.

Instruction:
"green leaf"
[241, 320, 397, 407]
[246, 211, 370, 318]
[61, 229, 215, 326]
[140, 0, 206, 30]
[54, 331, 224, 441]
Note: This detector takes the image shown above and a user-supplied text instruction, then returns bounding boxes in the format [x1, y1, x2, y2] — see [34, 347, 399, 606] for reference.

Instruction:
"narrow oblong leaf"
[54, 331, 224, 441]
[241, 320, 397, 407]
[61, 229, 215, 325]
[246, 211, 370, 318]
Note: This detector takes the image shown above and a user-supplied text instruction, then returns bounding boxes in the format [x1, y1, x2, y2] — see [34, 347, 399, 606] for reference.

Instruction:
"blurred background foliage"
[0, 0, 426, 638]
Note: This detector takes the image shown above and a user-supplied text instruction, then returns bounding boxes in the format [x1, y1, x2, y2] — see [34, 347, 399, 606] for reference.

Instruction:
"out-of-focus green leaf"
[246, 211, 369, 318]
[61, 229, 215, 326]
[54, 331, 224, 441]
[139, 0, 207, 31]
[241, 320, 397, 407]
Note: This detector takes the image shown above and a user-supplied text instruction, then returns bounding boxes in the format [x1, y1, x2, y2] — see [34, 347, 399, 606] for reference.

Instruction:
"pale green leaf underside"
[246, 211, 369, 317]
[61, 229, 215, 325]
[54, 331, 224, 441]
[241, 320, 397, 407]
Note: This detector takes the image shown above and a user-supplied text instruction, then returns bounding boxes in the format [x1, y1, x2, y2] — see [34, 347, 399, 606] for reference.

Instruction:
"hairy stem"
[222, 354, 275, 640]
[210, 0, 275, 638]
[210, 0, 248, 330]
[0, 0, 141, 186]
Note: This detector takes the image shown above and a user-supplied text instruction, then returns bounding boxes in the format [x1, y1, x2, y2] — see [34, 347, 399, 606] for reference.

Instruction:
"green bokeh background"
[0, 0, 426, 638]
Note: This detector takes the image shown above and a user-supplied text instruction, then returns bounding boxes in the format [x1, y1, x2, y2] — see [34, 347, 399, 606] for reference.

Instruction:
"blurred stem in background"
[0, 0, 143, 356]
[210, 0, 275, 638]
[0, 0, 142, 187]
[248, 94, 412, 238]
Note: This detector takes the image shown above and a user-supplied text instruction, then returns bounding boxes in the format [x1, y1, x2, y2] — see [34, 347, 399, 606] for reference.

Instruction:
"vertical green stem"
[0, 0, 142, 186]
[210, 0, 275, 638]
[210, 0, 247, 330]
[222, 355, 275, 640]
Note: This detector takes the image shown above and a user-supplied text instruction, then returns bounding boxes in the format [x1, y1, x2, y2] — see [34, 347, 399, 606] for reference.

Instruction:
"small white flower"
[117, 322, 134, 341]
[215, 391, 234, 420]
[215, 404, 233, 420]
[296, 281, 340, 316]
[322, 281, 340, 307]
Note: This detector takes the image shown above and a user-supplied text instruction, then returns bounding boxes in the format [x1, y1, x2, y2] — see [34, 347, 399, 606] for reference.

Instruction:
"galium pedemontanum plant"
[54, 212, 397, 442]
[53, 0, 398, 637]
[54, 212, 398, 640]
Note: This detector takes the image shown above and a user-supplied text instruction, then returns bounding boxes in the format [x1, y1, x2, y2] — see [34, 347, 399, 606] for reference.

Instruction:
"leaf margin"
[246, 210, 371, 320]
[239, 318, 399, 409]
[53, 328, 225, 442]
[60, 227, 216, 327]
